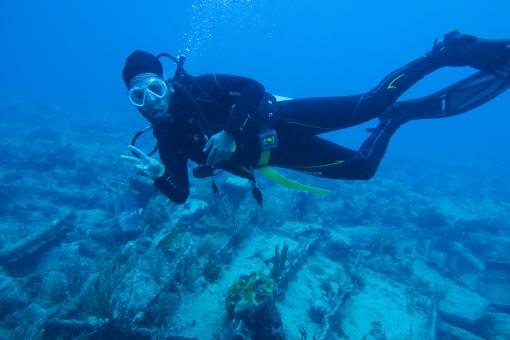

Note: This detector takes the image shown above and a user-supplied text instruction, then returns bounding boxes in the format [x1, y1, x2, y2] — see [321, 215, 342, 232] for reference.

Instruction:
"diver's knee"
[357, 163, 378, 180]
[325, 163, 377, 180]
[359, 90, 393, 116]
[357, 169, 375, 180]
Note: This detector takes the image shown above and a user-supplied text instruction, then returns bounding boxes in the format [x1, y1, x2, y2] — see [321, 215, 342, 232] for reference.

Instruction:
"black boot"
[428, 31, 510, 72]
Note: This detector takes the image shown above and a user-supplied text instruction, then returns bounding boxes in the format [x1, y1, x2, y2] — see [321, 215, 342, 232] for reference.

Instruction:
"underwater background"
[1, 0, 510, 338]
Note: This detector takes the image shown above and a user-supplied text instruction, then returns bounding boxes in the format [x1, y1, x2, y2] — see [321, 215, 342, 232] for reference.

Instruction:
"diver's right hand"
[121, 145, 165, 179]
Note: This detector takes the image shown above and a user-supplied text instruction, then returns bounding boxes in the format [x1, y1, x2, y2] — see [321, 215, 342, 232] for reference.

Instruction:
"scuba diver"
[121, 31, 510, 206]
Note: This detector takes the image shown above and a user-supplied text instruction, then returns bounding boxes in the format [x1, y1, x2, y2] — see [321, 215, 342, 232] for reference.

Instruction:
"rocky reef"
[1, 96, 510, 339]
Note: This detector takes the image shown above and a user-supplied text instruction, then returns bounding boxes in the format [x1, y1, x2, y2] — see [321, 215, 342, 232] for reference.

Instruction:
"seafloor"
[1, 96, 509, 339]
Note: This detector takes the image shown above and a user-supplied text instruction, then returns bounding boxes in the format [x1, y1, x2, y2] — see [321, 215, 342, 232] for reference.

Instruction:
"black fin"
[385, 67, 510, 124]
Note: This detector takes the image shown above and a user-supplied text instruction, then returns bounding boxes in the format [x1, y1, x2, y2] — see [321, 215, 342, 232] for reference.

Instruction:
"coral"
[276, 236, 323, 296]
[40, 318, 157, 340]
[39, 271, 69, 306]
[144, 290, 180, 327]
[116, 209, 145, 242]
[317, 256, 360, 340]
[141, 197, 172, 231]
[202, 195, 242, 232]
[202, 256, 222, 283]
[174, 246, 199, 290]
[324, 234, 351, 262]
[270, 242, 288, 281]
[157, 229, 191, 258]
[367, 321, 387, 340]
[367, 233, 398, 257]
[213, 214, 252, 264]
[309, 302, 328, 324]
[320, 280, 338, 304]
[76, 256, 137, 321]
[308, 262, 326, 276]
[225, 272, 284, 339]
[196, 235, 223, 257]
[142, 249, 171, 286]
[225, 272, 275, 319]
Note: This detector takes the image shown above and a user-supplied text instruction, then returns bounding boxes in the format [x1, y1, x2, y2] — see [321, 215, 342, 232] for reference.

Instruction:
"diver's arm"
[196, 74, 266, 137]
[153, 146, 190, 204]
[153, 163, 189, 204]
[121, 145, 189, 204]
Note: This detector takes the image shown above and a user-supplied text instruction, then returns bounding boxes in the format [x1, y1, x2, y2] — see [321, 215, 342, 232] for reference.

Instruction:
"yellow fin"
[257, 166, 331, 195]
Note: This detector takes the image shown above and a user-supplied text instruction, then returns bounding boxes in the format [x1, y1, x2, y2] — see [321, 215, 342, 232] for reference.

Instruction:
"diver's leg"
[275, 52, 444, 137]
[362, 32, 510, 111]
[275, 95, 375, 137]
[355, 54, 443, 116]
[275, 32, 510, 138]
[270, 119, 398, 180]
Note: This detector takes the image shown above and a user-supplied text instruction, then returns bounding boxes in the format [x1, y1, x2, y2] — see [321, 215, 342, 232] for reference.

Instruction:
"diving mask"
[127, 76, 168, 107]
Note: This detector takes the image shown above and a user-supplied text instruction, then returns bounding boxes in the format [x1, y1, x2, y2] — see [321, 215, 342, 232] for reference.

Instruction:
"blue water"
[0, 0, 510, 338]
[3, 0, 510, 167]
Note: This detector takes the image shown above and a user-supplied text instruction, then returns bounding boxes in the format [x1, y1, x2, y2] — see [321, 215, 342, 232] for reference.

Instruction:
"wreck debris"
[0, 214, 75, 276]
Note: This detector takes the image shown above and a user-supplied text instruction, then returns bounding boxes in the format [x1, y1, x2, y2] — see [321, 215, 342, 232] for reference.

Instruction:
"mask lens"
[128, 88, 145, 106]
[147, 79, 167, 97]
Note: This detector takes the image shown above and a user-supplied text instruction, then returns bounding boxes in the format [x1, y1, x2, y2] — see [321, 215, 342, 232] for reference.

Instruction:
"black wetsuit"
[153, 55, 443, 204]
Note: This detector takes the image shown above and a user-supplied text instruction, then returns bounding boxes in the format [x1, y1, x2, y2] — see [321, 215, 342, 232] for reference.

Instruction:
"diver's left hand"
[203, 130, 236, 168]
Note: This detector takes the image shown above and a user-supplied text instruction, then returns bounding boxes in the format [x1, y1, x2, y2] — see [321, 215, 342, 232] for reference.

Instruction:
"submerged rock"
[0, 275, 28, 318]
[117, 209, 144, 241]
[129, 177, 158, 209]
[451, 242, 485, 272]
[118, 270, 160, 319]
[180, 199, 208, 219]
[221, 176, 250, 209]
[437, 321, 485, 340]
[0, 214, 75, 276]
[438, 283, 488, 331]
[324, 233, 352, 261]
[479, 312, 510, 339]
